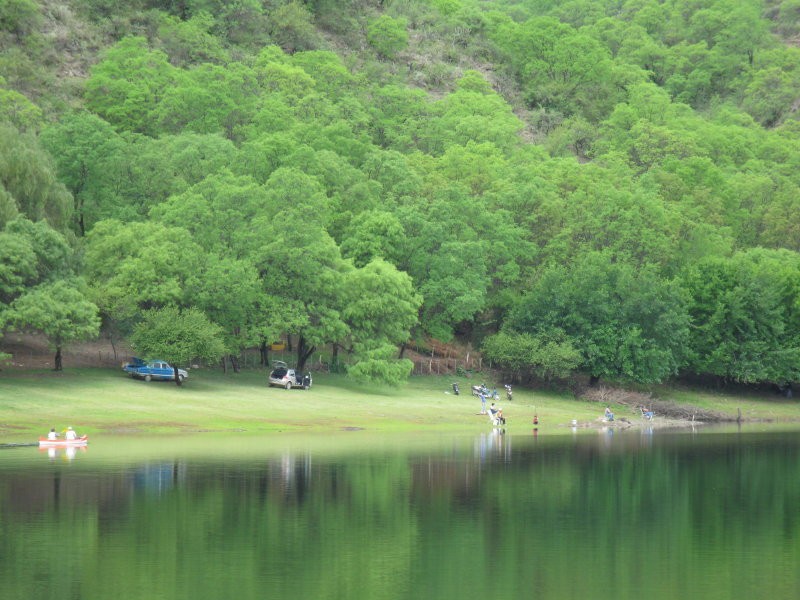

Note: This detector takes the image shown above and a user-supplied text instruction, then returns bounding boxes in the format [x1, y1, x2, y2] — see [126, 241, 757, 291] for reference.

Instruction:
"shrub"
[367, 15, 408, 59]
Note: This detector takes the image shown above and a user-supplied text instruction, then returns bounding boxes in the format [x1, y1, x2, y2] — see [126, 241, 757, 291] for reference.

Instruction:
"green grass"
[0, 368, 798, 442]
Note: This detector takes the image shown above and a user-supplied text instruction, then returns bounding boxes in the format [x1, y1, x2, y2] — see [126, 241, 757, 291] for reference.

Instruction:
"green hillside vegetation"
[2, 0, 800, 391]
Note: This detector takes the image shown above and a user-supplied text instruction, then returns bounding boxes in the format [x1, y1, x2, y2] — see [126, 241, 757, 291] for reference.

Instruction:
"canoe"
[39, 435, 88, 447]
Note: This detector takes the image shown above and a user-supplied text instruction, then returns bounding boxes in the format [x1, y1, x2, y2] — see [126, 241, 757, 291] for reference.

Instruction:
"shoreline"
[0, 368, 798, 440]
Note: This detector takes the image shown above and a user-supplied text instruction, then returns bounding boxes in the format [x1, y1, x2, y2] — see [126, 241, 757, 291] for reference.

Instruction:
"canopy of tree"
[2, 0, 800, 387]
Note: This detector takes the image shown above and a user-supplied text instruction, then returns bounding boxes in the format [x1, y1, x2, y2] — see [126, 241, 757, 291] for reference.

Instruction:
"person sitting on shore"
[489, 403, 505, 425]
[604, 407, 614, 422]
[47, 428, 58, 440]
[641, 406, 654, 420]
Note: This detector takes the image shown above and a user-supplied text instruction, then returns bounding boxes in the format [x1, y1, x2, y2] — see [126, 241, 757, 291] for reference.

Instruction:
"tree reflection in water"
[0, 431, 798, 600]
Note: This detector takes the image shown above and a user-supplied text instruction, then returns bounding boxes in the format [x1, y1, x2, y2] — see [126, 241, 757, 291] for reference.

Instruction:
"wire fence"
[410, 356, 483, 376]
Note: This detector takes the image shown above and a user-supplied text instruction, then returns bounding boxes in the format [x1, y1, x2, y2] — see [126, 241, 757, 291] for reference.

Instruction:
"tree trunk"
[398, 342, 406, 359]
[296, 335, 316, 373]
[230, 354, 240, 373]
[54, 346, 63, 371]
[259, 341, 268, 367]
[331, 343, 339, 372]
[173, 366, 182, 386]
[76, 180, 86, 237]
[221, 356, 227, 374]
[287, 334, 293, 352]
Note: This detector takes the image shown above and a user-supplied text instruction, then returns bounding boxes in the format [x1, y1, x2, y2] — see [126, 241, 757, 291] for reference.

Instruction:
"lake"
[1, 427, 798, 600]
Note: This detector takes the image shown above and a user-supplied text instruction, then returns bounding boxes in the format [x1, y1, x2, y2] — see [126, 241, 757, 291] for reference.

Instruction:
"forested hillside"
[2, 0, 800, 387]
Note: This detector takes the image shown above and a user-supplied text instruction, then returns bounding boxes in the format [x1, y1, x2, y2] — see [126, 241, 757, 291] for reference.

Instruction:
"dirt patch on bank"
[580, 385, 738, 428]
[1, 333, 130, 370]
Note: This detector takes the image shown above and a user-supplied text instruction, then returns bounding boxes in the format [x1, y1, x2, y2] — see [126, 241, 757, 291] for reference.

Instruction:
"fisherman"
[489, 403, 505, 425]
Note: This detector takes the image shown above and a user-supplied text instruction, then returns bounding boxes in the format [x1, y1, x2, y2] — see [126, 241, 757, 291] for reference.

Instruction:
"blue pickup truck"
[122, 358, 189, 383]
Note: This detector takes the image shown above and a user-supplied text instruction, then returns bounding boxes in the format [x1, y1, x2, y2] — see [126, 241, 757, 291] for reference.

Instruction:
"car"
[123, 357, 189, 383]
[268, 361, 312, 389]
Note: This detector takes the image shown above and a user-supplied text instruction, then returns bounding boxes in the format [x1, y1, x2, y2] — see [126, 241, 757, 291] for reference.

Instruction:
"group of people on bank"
[604, 406, 654, 422]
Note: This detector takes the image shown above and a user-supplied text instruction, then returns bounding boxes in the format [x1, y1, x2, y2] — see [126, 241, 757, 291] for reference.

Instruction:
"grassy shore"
[0, 367, 798, 441]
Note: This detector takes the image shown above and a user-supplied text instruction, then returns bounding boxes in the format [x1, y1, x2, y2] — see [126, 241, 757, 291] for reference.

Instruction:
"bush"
[482, 330, 581, 382]
[367, 15, 408, 59]
[0, 0, 41, 39]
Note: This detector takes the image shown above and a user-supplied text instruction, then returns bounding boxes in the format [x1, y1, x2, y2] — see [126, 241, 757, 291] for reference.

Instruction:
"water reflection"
[1, 430, 798, 600]
[38, 445, 87, 461]
[476, 428, 510, 463]
[132, 462, 184, 495]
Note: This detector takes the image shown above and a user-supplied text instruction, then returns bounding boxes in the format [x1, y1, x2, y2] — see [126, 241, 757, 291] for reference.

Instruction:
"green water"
[1, 429, 798, 600]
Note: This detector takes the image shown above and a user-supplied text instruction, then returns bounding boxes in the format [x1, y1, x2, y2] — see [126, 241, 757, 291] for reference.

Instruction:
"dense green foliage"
[2, 0, 800, 386]
[130, 306, 227, 383]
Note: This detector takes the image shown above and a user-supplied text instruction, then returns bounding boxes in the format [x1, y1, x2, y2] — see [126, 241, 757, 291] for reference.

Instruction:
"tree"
[345, 343, 414, 386]
[186, 255, 263, 371]
[367, 15, 408, 59]
[0, 0, 41, 40]
[156, 11, 230, 66]
[0, 123, 72, 231]
[490, 16, 621, 119]
[0, 216, 82, 366]
[154, 62, 259, 139]
[740, 64, 800, 127]
[421, 73, 524, 154]
[149, 169, 272, 255]
[291, 51, 355, 97]
[39, 112, 127, 236]
[482, 330, 581, 383]
[340, 210, 405, 268]
[196, 0, 270, 47]
[0, 227, 38, 303]
[110, 133, 240, 221]
[130, 306, 225, 385]
[3, 216, 72, 282]
[0, 77, 42, 132]
[11, 280, 100, 370]
[391, 179, 525, 342]
[83, 220, 204, 321]
[681, 249, 800, 384]
[267, 1, 321, 54]
[84, 37, 176, 135]
[508, 253, 691, 385]
[342, 258, 421, 384]
[256, 219, 349, 373]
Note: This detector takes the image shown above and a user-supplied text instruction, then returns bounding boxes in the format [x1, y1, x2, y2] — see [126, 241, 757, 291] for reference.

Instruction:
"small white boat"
[38, 435, 88, 447]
